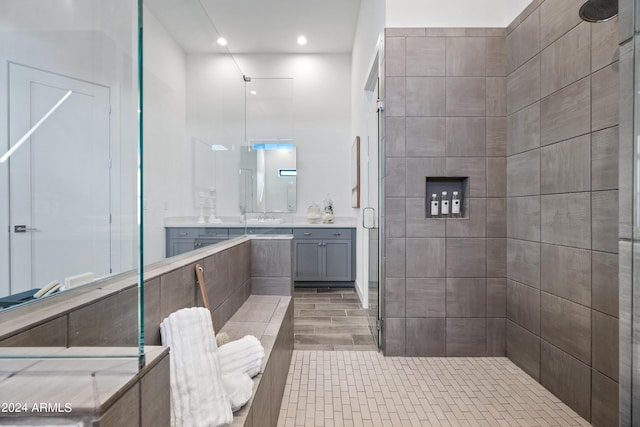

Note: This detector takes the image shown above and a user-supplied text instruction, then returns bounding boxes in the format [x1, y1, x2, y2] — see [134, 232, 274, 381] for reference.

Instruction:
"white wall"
[142, 6, 189, 264]
[351, 0, 385, 305]
[234, 54, 353, 218]
[386, 0, 533, 28]
[0, 0, 138, 296]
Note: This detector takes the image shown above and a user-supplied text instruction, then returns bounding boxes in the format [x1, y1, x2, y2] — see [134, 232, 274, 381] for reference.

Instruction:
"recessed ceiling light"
[297, 36, 307, 45]
[216, 37, 227, 46]
[250, 90, 257, 95]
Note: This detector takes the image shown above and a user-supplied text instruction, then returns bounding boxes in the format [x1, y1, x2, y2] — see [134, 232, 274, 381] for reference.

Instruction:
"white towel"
[221, 371, 254, 412]
[217, 335, 265, 378]
[160, 307, 233, 427]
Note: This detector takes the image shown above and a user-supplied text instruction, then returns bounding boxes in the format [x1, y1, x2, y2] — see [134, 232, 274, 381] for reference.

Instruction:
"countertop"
[164, 216, 357, 228]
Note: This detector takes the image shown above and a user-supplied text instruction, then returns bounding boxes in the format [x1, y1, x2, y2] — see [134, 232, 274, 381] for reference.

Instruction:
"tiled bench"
[219, 295, 293, 427]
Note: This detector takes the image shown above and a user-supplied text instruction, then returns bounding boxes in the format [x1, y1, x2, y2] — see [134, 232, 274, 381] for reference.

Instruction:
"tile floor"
[277, 351, 591, 427]
[294, 287, 377, 351]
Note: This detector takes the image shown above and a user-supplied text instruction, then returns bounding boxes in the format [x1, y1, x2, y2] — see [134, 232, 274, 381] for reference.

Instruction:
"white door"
[9, 63, 111, 294]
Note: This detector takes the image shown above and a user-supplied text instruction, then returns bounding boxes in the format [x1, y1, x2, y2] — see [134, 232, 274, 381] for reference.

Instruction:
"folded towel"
[221, 371, 254, 412]
[217, 335, 265, 378]
[160, 307, 232, 427]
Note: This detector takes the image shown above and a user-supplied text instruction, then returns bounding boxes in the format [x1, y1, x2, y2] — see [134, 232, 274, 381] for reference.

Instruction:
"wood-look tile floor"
[277, 351, 591, 427]
[294, 287, 377, 351]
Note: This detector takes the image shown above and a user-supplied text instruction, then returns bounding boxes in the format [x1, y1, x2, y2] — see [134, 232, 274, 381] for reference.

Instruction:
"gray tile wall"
[383, 27, 507, 357]
[505, 3, 619, 425]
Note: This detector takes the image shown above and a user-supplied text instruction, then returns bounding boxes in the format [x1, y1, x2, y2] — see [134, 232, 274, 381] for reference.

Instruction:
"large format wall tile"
[540, 135, 591, 194]
[539, 0, 584, 48]
[507, 102, 540, 155]
[592, 190, 619, 253]
[486, 37, 507, 76]
[507, 320, 541, 380]
[406, 238, 446, 278]
[386, 117, 406, 157]
[507, 280, 540, 334]
[405, 198, 446, 238]
[385, 198, 406, 238]
[385, 278, 406, 318]
[540, 77, 591, 146]
[591, 369, 619, 427]
[540, 340, 591, 420]
[507, 55, 541, 114]
[406, 117, 446, 156]
[385, 37, 406, 77]
[446, 238, 487, 278]
[591, 126, 619, 191]
[487, 318, 506, 356]
[406, 278, 445, 317]
[507, 196, 540, 241]
[446, 157, 487, 197]
[486, 77, 507, 116]
[446, 37, 487, 76]
[540, 22, 590, 98]
[507, 239, 541, 288]
[487, 278, 506, 317]
[446, 198, 486, 238]
[541, 192, 591, 249]
[406, 158, 446, 197]
[406, 77, 445, 116]
[592, 310, 619, 381]
[406, 37, 446, 76]
[406, 318, 446, 356]
[446, 77, 486, 116]
[507, 8, 540, 73]
[591, 17, 619, 72]
[487, 158, 507, 197]
[385, 157, 406, 197]
[446, 278, 486, 317]
[446, 318, 487, 356]
[486, 117, 507, 156]
[386, 77, 406, 117]
[487, 198, 507, 237]
[592, 63, 619, 131]
[385, 238, 406, 278]
[446, 117, 486, 156]
[507, 149, 540, 196]
[541, 244, 591, 306]
[541, 293, 591, 364]
[487, 238, 507, 277]
[383, 318, 405, 356]
[591, 251, 619, 317]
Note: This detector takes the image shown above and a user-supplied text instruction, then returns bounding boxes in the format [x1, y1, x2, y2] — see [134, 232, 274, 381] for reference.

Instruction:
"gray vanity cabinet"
[293, 228, 354, 282]
[166, 226, 356, 282]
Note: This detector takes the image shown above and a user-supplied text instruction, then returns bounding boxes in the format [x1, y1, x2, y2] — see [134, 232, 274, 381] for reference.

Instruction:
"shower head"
[579, 0, 618, 23]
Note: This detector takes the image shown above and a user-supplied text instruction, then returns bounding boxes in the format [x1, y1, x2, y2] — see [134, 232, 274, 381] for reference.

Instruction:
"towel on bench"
[218, 335, 265, 378]
[160, 307, 233, 427]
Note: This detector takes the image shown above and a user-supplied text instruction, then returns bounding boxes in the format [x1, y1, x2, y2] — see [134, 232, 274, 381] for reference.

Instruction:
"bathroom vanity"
[165, 220, 356, 282]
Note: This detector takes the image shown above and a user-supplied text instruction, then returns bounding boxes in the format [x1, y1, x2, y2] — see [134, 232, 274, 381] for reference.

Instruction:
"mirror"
[242, 78, 294, 213]
[241, 141, 296, 213]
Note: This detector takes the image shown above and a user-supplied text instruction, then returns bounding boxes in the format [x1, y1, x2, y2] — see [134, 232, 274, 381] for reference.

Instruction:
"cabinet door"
[168, 240, 195, 257]
[294, 240, 323, 281]
[323, 240, 352, 281]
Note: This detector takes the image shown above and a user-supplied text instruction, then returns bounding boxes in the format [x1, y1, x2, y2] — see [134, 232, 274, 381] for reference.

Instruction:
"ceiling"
[146, 0, 363, 54]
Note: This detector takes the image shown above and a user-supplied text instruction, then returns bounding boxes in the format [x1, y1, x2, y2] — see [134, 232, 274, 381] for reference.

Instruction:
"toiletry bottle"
[441, 191, 449, 216]
[430, 193, 439, 218]
[451, 191, 460, 218]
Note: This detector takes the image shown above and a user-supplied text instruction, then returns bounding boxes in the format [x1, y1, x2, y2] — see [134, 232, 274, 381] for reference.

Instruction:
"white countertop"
[164, 216, 357, 228]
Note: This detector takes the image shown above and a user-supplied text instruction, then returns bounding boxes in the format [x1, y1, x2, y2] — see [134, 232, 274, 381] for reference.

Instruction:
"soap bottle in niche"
[430, 193, 439, 218]
[441, 191, 449, 216]
[451, 191, 461, 218]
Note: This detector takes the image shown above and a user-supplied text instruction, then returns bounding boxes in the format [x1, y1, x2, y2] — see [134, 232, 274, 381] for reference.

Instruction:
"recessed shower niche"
[425, 177, 469, 219]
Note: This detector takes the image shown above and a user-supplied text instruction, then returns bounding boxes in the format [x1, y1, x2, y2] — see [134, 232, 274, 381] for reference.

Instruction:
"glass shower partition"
[0, 0, 142, 358]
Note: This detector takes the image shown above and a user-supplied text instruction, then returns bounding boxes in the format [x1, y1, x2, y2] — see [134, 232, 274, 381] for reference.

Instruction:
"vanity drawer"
[246, 227, 293, 235]
[294, 228, 349, 239]
[166, 228, 200, 239]
[199, 228, 228, 239]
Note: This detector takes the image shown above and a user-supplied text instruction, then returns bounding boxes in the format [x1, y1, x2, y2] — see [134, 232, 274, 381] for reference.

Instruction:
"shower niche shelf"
[425, 177, 469, 219]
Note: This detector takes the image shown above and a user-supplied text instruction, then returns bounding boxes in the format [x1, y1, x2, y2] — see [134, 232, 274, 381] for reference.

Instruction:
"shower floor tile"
[277, 351, 591, 427]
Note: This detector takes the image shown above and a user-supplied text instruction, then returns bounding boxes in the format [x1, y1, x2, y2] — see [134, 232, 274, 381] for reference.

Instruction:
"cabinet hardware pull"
[179, 232, 188, 236]
[304, 232, 312, 236]
[333, 233, 341, 236]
